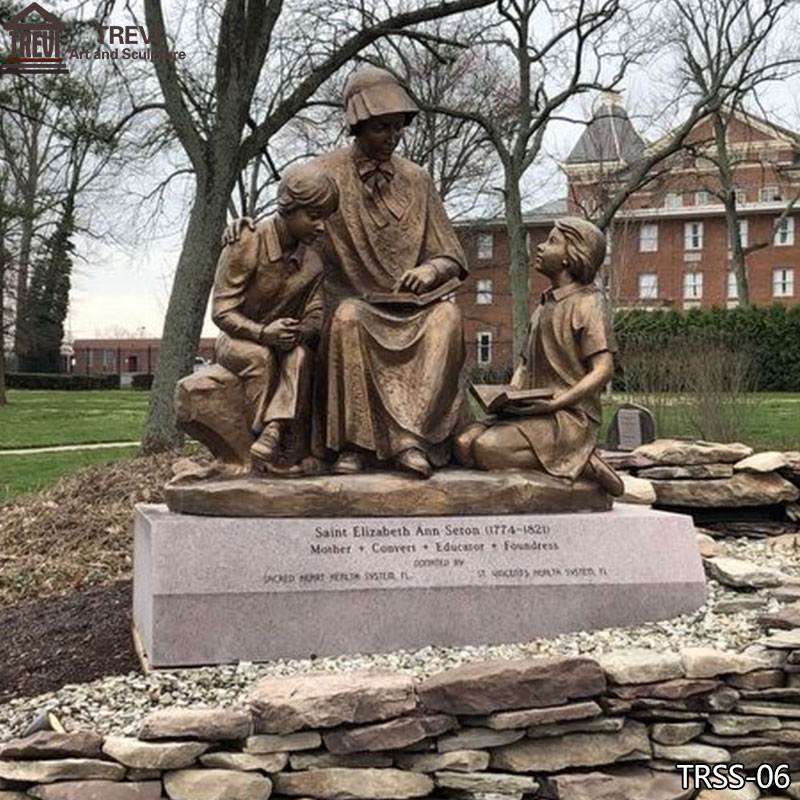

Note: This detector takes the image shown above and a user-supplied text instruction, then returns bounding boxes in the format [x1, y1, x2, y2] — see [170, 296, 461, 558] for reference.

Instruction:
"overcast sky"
[58, 3, 800, 342]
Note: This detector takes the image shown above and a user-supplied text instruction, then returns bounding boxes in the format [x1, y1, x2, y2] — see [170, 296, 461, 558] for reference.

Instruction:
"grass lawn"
[0, 445, 139, 504]
[601, 393, 800, 451]
[0, 390, 148, 449]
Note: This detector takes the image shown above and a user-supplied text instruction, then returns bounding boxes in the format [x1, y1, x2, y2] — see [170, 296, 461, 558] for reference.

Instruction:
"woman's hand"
[396, 263, 439, 294]
[221, 217, 256, 247]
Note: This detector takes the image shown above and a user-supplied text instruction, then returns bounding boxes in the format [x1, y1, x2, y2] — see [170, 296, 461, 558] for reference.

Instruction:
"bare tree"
[423, 0, 648, 355]
[0, 8, 143, 381]
[138, 0, 497, 452]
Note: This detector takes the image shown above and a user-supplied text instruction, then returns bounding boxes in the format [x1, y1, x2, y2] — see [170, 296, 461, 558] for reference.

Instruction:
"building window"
[638, 273, 658, 299]
[87, 350, 95, 368]
[639, 224, 658, 252]
[476, 332, 492, 364]
[735, 188, 747, 206]
[664, 192, 682, 209]
[476, 279, 493, 305]
[760, 185, 782, 203]
[775, 217, 795, 246]
[684, 222, 704, 250]
[695, 191, 710, 206]
[103, 349, 116, 368]
[727, 271, 739, 299]
[477, 232, 493, 260]
[728, 219, 748, 249]
[773, 268, 794, 297]
[683, 271, 703, 300]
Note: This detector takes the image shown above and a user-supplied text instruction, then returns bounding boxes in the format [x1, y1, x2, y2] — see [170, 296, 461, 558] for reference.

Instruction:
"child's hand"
[261, 318, 301, 350]
[221, 216, 256, 247]
[503, 398, 555, 416]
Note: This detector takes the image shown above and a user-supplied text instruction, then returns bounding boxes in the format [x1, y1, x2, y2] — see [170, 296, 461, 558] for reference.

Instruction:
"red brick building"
[71, 338, 216, 376]
[455, 97, 800, 368]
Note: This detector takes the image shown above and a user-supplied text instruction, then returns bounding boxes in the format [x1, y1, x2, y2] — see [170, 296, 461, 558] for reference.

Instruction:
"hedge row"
[614, 304, 800, 391]
[131, 373, 154, 390]
[6, 373, 121, 390]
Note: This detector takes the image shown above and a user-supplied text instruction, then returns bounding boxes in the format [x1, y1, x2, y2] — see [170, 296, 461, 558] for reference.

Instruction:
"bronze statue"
[172, 69, 622, 510]
[309, 67, 468, 479]
[454, 217, 624, 496]
[173, 164, 338, 476]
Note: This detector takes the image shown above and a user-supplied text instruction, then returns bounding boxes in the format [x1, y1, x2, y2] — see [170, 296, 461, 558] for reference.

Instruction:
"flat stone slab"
[134, 503, 704, 667]
[651, 472, 799, 508]
[164, 469, 611, 517]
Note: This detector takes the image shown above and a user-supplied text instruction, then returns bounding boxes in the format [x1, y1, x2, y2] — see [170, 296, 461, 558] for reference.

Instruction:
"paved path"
[0, 442, 140, 456]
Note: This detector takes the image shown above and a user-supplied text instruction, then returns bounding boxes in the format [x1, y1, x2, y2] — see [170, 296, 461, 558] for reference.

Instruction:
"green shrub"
[131, 373, 154, 390]
[614, 304, 800, 391]
[7, 373, 119, 390]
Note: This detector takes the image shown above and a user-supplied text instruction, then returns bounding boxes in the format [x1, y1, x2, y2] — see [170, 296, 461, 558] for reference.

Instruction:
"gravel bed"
[1, 533, 797, 741]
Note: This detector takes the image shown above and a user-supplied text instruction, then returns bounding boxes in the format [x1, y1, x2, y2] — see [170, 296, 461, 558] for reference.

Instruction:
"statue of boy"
[212, 163, 339, 467]
[455, 217, 624, 496]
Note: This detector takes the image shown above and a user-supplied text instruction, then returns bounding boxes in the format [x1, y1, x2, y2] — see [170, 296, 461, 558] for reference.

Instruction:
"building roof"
[566, 92, 646, 166]
[453, 197, 568, 230]
[523, 198, 568, 223]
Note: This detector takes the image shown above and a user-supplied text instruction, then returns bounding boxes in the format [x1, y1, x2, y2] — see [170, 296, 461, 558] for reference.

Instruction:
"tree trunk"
[141, 169, 236, 453]
[13, 122, 41, 359]
[0, 264, 6, 406]
[711, 113, 750, 305]
[504, 173, 529, 359]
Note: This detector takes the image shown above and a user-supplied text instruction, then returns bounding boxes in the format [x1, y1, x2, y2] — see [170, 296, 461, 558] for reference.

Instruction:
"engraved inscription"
[258, 516, 619, 594]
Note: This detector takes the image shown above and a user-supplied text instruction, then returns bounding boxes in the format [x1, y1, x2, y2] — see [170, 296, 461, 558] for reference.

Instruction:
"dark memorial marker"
[606, 403, 656, 451]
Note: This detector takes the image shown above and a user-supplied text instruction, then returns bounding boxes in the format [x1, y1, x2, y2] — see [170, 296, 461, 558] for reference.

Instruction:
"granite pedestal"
[133, 503, 705, 668]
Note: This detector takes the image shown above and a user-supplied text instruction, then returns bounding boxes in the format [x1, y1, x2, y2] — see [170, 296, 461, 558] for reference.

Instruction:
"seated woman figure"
[454, 217, 624, 496]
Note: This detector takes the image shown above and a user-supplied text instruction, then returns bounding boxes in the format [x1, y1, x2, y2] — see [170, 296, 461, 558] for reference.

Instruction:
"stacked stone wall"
[4, 646, 800, 798]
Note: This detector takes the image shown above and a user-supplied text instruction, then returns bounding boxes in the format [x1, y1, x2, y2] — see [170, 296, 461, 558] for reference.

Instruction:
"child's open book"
[470, 384, 554, 415]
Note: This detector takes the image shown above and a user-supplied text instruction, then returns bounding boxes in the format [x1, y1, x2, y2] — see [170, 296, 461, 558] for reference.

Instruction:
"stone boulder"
[651, 473, 799, 508]
[619, 475, 656, 505]
[322, 715, 456, 754]
[418, 657, 606, 715]
[138, 708, 252, 741]
[163, 768, 272, 800]
[0, 732, 103, 761]
[681, 647, 770, 678]
[482, 700, 602, 730]
[490, 720, 651, 773]
[639, 465, 734, 479]
[249, 672, 416, 734]
[272, 768, 434, 799]
[393, 750, 490, 773]
[705, 559, 785, 590]
[0, 759, 125, 784]
[29, 782, 162, 800]
[600, 650, 684, 685]
[547, 767, 693, 799]
[102, 737, 208, 770]
[433, 771, 539, 793]
[735, 452, 792, 473]
[634, 440, 753, 466]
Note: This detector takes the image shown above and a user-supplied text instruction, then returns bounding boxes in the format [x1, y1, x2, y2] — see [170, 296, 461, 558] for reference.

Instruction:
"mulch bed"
[0, 580, 138, 704]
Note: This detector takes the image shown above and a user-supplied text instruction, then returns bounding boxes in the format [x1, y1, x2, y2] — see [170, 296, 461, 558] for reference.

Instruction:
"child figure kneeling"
[455, 217, 623, 496]
[213, 163, 339, 470]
